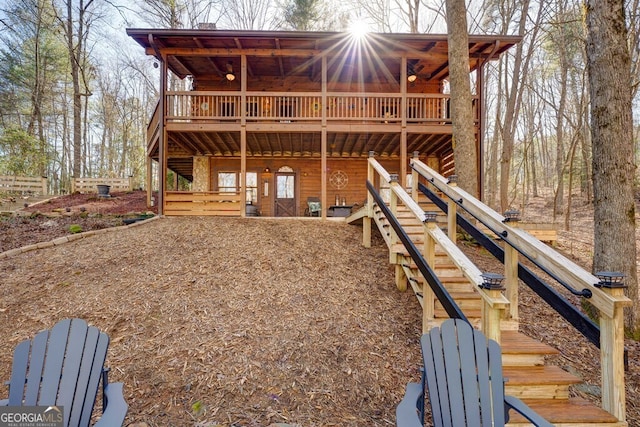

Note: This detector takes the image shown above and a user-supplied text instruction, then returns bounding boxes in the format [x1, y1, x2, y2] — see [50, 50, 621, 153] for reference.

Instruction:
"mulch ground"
[0, 191, 156, 253]
[0, 191, 638, 426]
[0, 216, 422, 426]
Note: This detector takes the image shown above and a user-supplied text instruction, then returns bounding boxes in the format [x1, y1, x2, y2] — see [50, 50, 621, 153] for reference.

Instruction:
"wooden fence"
[0, 176, 48, 195]
[71, 177, 133, 194]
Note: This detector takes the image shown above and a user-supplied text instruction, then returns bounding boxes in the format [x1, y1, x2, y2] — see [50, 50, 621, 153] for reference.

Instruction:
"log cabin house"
[126, 29, 520, 217]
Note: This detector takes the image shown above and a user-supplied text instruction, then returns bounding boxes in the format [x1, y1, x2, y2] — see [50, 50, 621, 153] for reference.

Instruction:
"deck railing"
[162, 91, 462, 124]
[164, 191, 242, 216]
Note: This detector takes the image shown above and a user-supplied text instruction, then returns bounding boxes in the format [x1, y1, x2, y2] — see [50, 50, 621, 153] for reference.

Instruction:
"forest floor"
[0, 190, 638, 426]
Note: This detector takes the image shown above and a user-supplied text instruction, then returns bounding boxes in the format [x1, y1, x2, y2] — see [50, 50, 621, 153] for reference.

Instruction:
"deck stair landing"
[352, 199, 626, 426]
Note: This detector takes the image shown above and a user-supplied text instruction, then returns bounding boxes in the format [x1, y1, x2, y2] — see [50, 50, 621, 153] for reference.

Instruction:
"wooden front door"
[274, 172, 296, 216]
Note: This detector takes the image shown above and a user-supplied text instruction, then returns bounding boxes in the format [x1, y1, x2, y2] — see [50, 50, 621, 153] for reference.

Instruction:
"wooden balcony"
[165, 91, 457, 124]
[147, 91, 472, 158]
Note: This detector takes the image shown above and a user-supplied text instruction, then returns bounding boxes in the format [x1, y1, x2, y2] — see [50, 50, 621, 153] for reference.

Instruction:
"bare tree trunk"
[65, 0, 82, 178]
[565, 137, 578, 231]
[586, 0, 639, 332]
[497, 0, 538, 212]
[485, 63, 504, 208]
[445, 0, 477, 196]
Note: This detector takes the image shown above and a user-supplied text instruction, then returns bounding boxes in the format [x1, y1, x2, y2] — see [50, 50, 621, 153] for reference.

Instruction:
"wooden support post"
[422, 221, 437, 333]
[447, 197, 457, 244]
[400, 56, 407, 188]
[389, 174, 406, 290]
[411, 152, 419, 202]
[240, 55, 247, 218]
[71, 178, 76, 194]
[599, 287, 626, 421]
[504, 243, 519, 321]
[146, 160, 153, 208]
[41, 177, 48, 195]
[395, 264, 407, 291]
[389, 174, 399, 262]
[240, 128, 247, 218]
[481, 288, 505, 344]
[321, 56, 328, 221]
[158, 57, 167, 216]
[363, 153, 374, 248]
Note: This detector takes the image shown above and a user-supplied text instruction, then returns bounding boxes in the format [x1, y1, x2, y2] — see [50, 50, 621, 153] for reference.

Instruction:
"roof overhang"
[126, 29, 522, 84]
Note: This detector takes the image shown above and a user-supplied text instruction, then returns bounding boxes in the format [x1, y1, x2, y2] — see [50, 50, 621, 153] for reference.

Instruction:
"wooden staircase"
[357, 199, 626, 427]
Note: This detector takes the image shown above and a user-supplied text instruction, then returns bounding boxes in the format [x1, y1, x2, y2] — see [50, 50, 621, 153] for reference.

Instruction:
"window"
[217, 171, 258, 204]
[246, 172, 257, 204]
[276, 175, 294, 198]
[218, 172, 236, 194]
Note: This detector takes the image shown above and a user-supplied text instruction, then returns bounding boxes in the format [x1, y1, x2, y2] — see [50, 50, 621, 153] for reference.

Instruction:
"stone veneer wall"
[192, 156, 210, 191]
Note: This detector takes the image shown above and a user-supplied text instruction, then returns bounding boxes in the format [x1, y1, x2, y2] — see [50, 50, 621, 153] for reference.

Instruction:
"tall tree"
[444, 0, 477, 196]
[283, 0, 320, 31]
[0, 0, 66, 177]
[52, 0, 98, 180]
[585, 0, 638, 331]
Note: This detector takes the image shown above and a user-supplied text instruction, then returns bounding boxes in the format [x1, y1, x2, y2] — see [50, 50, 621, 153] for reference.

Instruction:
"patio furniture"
[0, 318, 128, 427]
[396, 318, 552, 427]
[305, 196, 321, 217]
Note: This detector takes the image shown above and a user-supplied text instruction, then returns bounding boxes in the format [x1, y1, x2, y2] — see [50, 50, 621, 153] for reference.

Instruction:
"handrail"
[410, 158, 631, 318]
[411, 159, 630, 420]
[420, 183, 601, 348]
[366, 180, 468, 322]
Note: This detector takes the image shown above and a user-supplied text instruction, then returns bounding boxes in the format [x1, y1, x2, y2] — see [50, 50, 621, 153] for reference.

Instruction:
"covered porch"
[127, 29, 520, 216]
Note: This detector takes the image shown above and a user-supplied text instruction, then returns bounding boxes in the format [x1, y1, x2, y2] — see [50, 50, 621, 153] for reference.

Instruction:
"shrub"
[68, 224, 83, 234]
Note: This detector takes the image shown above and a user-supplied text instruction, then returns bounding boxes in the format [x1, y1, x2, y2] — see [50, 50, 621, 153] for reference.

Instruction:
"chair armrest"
[395, 382, 423, 427]
[93, 383, 127, 427]
[504, 395, 553, 427]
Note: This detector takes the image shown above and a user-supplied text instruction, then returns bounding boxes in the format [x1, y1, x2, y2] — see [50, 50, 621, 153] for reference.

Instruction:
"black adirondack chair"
[396, 319, 553, 427]
[0, 318, 128, 427]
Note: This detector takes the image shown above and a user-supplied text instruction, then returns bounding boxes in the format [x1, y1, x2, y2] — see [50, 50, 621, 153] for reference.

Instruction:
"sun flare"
[348, 20, 370, 39]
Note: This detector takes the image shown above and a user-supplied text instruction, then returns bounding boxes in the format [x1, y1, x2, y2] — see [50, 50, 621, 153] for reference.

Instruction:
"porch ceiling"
[158, 130, 453, 180]
[167, 131, 453, 158]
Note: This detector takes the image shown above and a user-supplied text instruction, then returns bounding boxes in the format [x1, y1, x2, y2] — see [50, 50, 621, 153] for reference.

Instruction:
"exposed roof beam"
[275, 39, 285, 77]
[194, 38, 224, 77]
[147, 47, 450, 59]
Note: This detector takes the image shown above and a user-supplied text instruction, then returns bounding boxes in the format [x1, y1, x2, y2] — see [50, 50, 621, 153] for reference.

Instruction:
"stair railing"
[364, 154, 510, 342]
[410, 156, 631, 421]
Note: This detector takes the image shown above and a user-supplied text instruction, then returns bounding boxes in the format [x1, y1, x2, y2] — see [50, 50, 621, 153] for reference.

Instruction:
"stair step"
[501, 331, 559, 367]
[415, 276, 475, 293]
[508, 398, 621, 426]
[434, 291, 482, 311]
[503, 365, 582, 399]
[434, 307, 482, 318]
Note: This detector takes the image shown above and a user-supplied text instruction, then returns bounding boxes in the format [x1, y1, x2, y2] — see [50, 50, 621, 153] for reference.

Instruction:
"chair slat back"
[7, 319, 109, 427]
[421, 319, 506, 427]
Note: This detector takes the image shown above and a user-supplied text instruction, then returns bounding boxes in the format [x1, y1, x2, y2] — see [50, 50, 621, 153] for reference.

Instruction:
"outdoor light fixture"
[480, 272, 505, 290]
[225, 62, 235, 81]
[407, 64, 417, 82]
[595, 271, 626, 288]
[424, 211, 438, 223]
[503, 209, 521, 222]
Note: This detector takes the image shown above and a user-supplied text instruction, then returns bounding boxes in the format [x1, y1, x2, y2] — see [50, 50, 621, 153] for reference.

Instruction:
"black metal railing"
[418, 182, 601, 348]
[366, 180, 468, 322]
